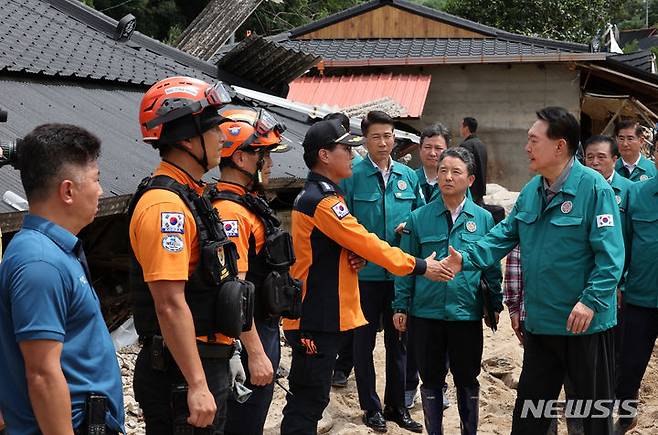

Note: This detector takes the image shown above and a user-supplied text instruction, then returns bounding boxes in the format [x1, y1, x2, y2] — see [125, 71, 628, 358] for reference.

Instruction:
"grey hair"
[420, 123, 451, 146]
[439, 147, 475, 176]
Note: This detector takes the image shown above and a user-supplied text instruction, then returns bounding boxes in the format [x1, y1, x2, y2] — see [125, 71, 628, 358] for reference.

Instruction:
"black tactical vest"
[128, 175, 246, 338]
[208, 188, 301, 320]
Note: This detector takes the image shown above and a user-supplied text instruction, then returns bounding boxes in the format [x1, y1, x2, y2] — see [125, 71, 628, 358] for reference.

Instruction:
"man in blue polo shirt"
[0, 124, 124, 434]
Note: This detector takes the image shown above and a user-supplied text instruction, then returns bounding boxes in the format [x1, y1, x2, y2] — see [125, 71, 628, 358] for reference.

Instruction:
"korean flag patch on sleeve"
[596, 214, 614, 228]
[222, 220, 239, 237]
[161, 212, 184, 233]
[331, 202, 350, 219]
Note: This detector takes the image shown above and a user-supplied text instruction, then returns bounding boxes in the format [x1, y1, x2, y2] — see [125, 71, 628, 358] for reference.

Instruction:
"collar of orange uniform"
[215, 180, 249, 196]
[156, 160, 205, 194]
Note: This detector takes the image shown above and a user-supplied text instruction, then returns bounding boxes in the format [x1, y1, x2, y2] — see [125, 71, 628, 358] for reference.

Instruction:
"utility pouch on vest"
[216, 279, 255, 338]
[200, 238, 239, 286]
[264, 229, 295, 268]
[263, 270, 302, 319]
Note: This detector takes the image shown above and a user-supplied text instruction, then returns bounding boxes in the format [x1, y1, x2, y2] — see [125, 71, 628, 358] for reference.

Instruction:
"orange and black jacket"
[282, 172, 427, 333]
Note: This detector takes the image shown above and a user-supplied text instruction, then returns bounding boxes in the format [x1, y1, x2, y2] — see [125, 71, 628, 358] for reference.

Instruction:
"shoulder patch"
[222, 220, 239, 237]
[596, 214, 614, 228]
[162, 234, 184, 252]
[331, 202, 350, 219]
[161, 212, 184, 233]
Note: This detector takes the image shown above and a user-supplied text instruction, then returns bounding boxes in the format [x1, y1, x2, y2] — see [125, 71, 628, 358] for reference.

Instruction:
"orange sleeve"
[129, 195, 197, 282]
[214, 201, 253, 274]
[313, 196, 419, 277]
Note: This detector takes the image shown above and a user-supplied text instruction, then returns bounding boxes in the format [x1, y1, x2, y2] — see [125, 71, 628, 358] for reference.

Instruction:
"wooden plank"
[297, 5, 486, 39]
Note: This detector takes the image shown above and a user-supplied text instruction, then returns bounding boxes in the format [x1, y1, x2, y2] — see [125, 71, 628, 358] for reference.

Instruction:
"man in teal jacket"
[394, 147, 502, 435]
[615, 146, 658, 433]
[341, 110, 425, 433]
[583, 134, 633, 277]
[416, 123, 472, 205]
[416, 123, 450, 203]
[614, 120, 656, 182]
[441, 107, 624, 435]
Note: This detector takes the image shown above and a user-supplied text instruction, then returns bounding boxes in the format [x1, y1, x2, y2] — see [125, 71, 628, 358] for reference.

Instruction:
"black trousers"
[512, 329, 615, 435]
[225, 317, 281, 435]
[405, 319, 420, 392]
[133, 341, 231, 435]
[616, 303, 658, 416]
[613, 304, 625, 387]
[410, 316, 482, 390]
[353, 280, 407, 411]
[281, 330, 341, 435]
[334, 330, 354, 377]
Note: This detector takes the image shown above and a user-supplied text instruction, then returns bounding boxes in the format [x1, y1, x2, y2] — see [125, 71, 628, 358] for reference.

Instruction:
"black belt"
[140, 336, 234, 360]
[197, 341, 235, 359]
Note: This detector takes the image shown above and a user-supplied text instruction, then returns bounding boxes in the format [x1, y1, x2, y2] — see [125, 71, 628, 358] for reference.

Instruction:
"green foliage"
[82, 0, 658, 49]
[442, 0, 622, 44]
[650, 45, 658, 58]
[613, 0, 658, 30]
[238, 0, 364, 37]
[165, 23, 184, 46]
[623, 39, 640, 53]
[83, 0, 209, 41]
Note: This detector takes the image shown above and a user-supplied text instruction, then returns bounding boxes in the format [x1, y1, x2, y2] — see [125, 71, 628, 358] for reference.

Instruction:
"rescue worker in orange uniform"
[209, 108, 296, 434]
[280, 119, 452, 434]
[129, 76, 249, 434]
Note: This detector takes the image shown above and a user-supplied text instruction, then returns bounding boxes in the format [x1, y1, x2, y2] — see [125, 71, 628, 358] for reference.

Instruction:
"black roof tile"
[279, 37, 586, 61]
[0, 0, 264, 88]
[610, 51, 655, 73]
[214, 35, 320, 95]
[0, 76, 317, 220]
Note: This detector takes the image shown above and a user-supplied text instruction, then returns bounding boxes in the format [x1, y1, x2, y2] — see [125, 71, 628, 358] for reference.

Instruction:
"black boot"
[420, 386, 444, 435]
[456, 385, 479, 435]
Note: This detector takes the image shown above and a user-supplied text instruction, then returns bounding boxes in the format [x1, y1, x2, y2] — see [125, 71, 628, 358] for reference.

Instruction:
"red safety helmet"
[139, 76, 232, 144]
[219, 108, 285, 157]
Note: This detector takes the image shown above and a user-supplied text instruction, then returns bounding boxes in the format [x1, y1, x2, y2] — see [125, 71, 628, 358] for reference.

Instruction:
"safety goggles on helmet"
[220, 108, 287, 152]
[254, 109, 286, 137]
[144, 82, 233, 131]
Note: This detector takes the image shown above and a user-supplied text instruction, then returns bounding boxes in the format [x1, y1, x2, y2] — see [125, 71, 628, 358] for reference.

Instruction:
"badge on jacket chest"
[560, 201, 573, 214]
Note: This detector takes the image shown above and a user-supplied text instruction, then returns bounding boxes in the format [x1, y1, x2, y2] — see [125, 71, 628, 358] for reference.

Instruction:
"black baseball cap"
[302, 119, 364, 152]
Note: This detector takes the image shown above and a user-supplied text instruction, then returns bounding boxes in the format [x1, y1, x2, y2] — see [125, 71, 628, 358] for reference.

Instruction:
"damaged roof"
[0, 76, 318, 230]
[0, 0, 311, 229]
[176, 0, 263, 61]
[215, 35, 320, 96]
[0, 0, 258, 88]
[610, 51, 656, 74]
